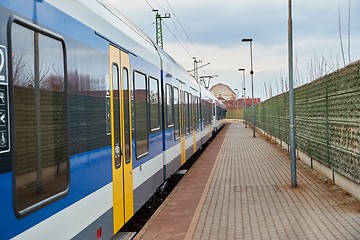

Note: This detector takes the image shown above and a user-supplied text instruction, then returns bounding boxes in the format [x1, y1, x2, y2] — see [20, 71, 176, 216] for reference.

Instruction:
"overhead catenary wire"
[144, 0, 208, 65]
[142, 22, 156, 31]
[164, 0, 205, 61]
[144, 0, 154, 10]
[98, 0, 154, 46]
[163, 0, 190, 52]
[152, 0, 168, 13]
[162, 21, 192, 58]
[144, 0, 217, 81]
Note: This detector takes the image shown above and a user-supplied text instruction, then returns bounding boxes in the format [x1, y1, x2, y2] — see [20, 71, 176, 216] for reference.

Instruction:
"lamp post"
[242, 38, 255, 137]
[288, 0, 297, 187]
[234, 88, 238, 120]
[238, 68, 246, 127]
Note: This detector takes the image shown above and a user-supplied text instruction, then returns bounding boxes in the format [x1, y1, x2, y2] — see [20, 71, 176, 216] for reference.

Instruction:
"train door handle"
[115, 144, 123, 159]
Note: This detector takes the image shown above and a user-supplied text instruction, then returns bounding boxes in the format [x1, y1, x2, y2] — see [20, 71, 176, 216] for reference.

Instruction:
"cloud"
[110, 0, 360, 100]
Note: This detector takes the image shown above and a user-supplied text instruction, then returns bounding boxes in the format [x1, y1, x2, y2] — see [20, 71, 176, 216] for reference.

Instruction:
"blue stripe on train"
[0, 146, 112, 239]
[0, 0, 107, 53]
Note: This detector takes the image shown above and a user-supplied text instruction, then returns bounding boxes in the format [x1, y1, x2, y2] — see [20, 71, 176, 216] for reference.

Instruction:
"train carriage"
[0, 0, 226, 239]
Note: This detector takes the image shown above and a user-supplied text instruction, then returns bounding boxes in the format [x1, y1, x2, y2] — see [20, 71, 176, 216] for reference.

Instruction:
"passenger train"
[0, 0, 226, 239]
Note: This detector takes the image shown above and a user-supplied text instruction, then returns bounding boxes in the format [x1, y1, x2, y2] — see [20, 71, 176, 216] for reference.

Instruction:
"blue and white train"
[0, 0, 226, 239]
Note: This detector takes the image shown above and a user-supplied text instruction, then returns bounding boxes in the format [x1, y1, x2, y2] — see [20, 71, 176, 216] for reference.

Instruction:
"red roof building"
[209, 83, 260, 110]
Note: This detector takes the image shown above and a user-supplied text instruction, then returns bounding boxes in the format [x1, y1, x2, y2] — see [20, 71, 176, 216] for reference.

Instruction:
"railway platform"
[134, 121, 360, 240]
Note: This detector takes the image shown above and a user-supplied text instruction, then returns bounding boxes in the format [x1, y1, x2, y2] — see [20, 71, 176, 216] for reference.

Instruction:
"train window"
[193, 96, 197, 131]
[202, 100, 206, 126]
[209, 102, 212, 124]
[213, 104, 215, 123]
[189, 93, 193, 134]
[188, 93, 192, 134]
[189, 94, 194, 133]
[134, 71, 149, 158]
[180, 91, 185, 135]
[210, 102, 213, 124]
[11, 21, 68, 217]
[173, 87, 180, 140]
[123, 67, 130, 164]
[184, 92, 189, 135]
[205, 101, 210, 126]
[166, 84, 173, 127]
[149, 77, 160, 131]
[204, 101, 209, 126]
[205, 101, 209, 126]
[197, 97, 201, 130]
[112, 64, 121, 169]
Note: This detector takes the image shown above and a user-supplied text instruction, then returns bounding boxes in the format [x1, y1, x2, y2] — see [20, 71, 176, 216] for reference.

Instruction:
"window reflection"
[166, 84, 173, 127]
[149, 77, 159, 131]
[11, 22, 68, 216]
[123, 68, 130, 164]
[112, 64, 121, 168]
[173, 87, 180, 140]
[134, 71, 148, 158]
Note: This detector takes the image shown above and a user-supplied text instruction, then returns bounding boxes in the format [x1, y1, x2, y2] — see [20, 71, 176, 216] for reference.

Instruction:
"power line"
[143, 0, 207, 67]
[98, 0, 154, 46]
[164, 0, 205, 60]
[144, 0, 154, 9]
[152, 0, 167, 13]
[142, 22, 155, 31]
[163, 22, 192, 58]
[163, 0, 189, 50]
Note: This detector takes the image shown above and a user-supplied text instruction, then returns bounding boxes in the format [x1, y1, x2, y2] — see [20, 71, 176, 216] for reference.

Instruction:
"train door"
[109, 45, 134, 233]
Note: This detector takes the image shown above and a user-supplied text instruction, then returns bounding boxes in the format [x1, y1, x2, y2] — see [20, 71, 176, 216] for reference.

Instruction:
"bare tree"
[295, 52, 301, 86]
[339, 4, 346, 66]
[268, 81, 273, 98]
[39, 59, 51, 87]
[12, 49, 33, 86]
[264, 82, 268, 99]
[307, 59, 314, 82]
[347, 0, 351, 63]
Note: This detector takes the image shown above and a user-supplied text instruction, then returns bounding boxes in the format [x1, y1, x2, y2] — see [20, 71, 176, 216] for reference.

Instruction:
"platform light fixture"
[241, 38, 255, 137]
[238, 68, 246, 127]
[234, 88, 239, 114]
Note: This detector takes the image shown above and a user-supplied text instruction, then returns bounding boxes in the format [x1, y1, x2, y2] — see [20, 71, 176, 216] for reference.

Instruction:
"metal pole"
[288, 0, 297, 187]
[153, 10, 170, 49]
[241, 39, 254, 134]
[193, 57, 198, 81]
[243, 70, 247, 127]
[242, 81, 245, 124]
[236, 89, 238, 111]
[249, 41, 255, 138]
[234, 88, 238, 120]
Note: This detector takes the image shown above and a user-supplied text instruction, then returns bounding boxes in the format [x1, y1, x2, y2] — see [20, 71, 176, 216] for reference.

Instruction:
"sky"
[108, 0, 359, 100]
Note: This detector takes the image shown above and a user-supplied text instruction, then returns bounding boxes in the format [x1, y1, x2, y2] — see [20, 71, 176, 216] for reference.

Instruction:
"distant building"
[209, 83, 236, 101]
[209, 83, 260, 110]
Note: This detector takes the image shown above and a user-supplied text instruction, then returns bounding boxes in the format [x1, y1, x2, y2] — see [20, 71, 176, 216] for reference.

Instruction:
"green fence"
[226, 109, 244, 119]
[244, 60, 360, 184]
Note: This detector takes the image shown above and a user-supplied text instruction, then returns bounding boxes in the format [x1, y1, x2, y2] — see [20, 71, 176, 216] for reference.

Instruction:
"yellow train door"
[109, 45, 134, 233]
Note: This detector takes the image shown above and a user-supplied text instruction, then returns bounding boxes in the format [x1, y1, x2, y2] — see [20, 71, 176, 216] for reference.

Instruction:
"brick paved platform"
[135, 121, 360, 240]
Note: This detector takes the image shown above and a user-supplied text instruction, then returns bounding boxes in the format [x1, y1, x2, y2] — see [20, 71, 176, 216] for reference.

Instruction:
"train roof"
[46, 0, 160, 66]
[45, 0, 215, 98]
